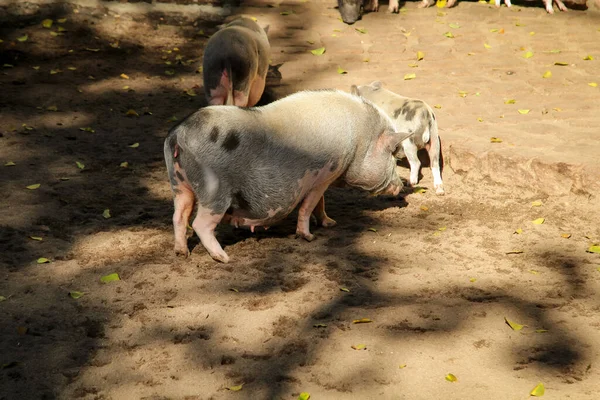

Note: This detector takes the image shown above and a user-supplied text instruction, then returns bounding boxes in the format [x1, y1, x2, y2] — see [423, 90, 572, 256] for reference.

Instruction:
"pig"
[337, 0, 380, 24]
[351, 81, 444, 195]
[202, 17, 270, 107]
[164, 89, 411, 263]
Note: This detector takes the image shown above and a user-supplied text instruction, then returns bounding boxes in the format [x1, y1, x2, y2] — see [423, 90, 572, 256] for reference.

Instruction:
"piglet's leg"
[172, 185, 195, 257]
[426, 136, 445, 195]
[402, 140, 421, 187]
[296, 184, 330, 242]
[191, 206, 229, 263]
[312, 196, 337, 228]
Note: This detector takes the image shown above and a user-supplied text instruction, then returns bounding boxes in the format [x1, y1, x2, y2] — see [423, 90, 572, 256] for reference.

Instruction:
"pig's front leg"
[296, 184, 331, 242]
[547, 0, 567, 12]
[313, 196, 337, 228]
[191, 206, 230, 263]
[388, 0, 399, 12]
[494, 0, 512, 7]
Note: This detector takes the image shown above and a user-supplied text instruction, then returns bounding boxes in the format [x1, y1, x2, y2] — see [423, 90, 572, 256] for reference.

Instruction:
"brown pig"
[202, 17, 270, 107]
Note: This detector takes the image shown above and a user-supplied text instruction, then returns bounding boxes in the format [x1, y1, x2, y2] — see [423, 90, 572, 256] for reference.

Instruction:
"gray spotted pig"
[164, 89, 411, 263]
[351, 81, 444, 195]
[202, 17, 270, 107]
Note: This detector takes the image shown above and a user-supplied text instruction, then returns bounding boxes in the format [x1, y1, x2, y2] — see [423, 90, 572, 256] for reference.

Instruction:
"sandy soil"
[1, 0, 600, 399]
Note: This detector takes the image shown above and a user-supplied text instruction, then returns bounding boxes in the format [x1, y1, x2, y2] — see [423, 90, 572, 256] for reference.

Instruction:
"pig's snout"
[338, 0, 363, 24]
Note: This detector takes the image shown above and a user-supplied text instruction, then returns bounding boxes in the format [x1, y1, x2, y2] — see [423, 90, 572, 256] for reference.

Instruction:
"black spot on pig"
[209, 126, 219, 142]
[329, 160, 339, 172]
[176, 171, 185, 182]
[222, 131, 240, 151]
[233, 191, 250, 211]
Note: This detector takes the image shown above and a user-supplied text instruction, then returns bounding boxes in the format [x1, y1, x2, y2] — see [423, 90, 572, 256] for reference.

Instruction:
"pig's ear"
[350, 85, 360, 96]
[380, 131, 411, 154]
[370, 81, 382, 90]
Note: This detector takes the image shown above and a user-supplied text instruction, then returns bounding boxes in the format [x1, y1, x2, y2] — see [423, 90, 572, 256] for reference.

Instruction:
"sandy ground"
[1, 0, 600, 399]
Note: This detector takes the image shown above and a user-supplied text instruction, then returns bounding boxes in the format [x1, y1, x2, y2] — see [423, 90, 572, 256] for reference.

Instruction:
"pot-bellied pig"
[164, 90, 411, 263]
[351, 81, 444, 195]
[202, 17, 270, 107]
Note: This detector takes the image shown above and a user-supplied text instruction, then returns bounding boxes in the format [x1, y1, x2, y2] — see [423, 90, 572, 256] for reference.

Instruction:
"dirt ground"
[1, 0, 600, 399]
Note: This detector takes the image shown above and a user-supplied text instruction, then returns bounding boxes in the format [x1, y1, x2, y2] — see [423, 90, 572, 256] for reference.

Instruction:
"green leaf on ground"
[37, 257, 50, 264]
[79, 127, 95, 133]
[298, 393, 310, 400]
[445, 373, 457, 382]
[518, 109, 530, 114]
[310, 47, 325, 55]
[42, 19, 53, 29]
[29, 236, 43, 241]
[337, 66, 347, 74]
[129, 142, 139, 148]
[505, 317, 525, 330]
[120, 162, 129, 168]
[523, 51, 533, 59]
[227, 384, 243, 391]
[414, 187, 426, 194]
[444, 32, 455, 38]
[340, 287, 350, 292]
[530, 382, 545, 396]
[26, 184, 41, 190]
[100, 273, 120, 283]
[102, 209, 111, 219]
[69, 291, 84, 299]
[352, 318, 372, 324]
[542, 71, 552, 78]
[76, 161, 85, 170]
[351, 344, 366, 350]
[0, 296, 6, 302]
[587, 245, 600, 254]
[5, 161, 16, 166]
[17, 34, 28, 42]
[532, 218, 545, 225]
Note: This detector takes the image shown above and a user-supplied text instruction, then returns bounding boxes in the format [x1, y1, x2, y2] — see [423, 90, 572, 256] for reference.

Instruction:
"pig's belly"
[224, 206, 291, 229]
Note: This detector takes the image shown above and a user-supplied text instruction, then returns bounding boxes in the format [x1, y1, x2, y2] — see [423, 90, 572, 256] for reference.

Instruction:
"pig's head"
[337, 0, 363, 25]
[344, 129, 411, 197]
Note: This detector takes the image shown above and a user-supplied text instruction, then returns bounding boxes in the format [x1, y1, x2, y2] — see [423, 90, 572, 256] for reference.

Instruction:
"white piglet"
[351, 81, 444, 195]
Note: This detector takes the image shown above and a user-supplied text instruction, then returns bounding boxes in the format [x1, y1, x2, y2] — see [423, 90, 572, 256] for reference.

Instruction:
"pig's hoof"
[435, 185, 445, 196]
[296, 231, 316, 242]
[321, 217, 337, 228]
[446, 0, 457, 6]
[210, 251, 230, 263]
[387, 5, 399, 13]
[418, 1, 432, 8]
[174, 246, 190, 258]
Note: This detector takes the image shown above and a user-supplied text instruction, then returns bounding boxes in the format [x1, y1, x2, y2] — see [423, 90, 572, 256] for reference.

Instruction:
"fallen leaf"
[0, 296, 6, 302]
[229, 288, 239, 292]
[129, 142, 140, 148]
[57, 26, 66, 32]
[490, 137, 502, 143]
[5, 161, 16, 166]
[120, 73, 129, 79]
[100, 273, 120, 283]
[549, 49, 561, 54]
[529, 31, 535, 35]
[531, 200, 543, 207]
[518, 109, 530, 114]
[408, 63, 419, 68]
[126, 109, 139, 117]
[399, 364, 407, 369]
[310, 47, 325, 55]
[50, 31, 60, 37]
[164, 69, 175, 76]
[477, 117, 484, 122]
[79, 127, 95, 133]
[505, 317, 525, 331]
[352, 318, 372, 324]
[514, 228, 523, 234]
[42, 19, 53, 29]
[589, 82, 598, 87]
[37, 257, 50, 264]
[351, 344, 367, 350]
[490, 28, 498, 32]
[313, 324, 327, 328]
[363, 58, 370, 63]
[523, 51, 533, 59]
[420, 205, 429, 211]
[26, 184, 41, 190]
[583, 55, 594, 61]
[227, 384, 243, 391]
[445, 373, 457, 382]
[506, 250, 524, 254]
[85, 48, 100, 52]
[50, 69, 62, 75]
[469, 277, 477, 282]
[280, 10, 292, 15]
[444, 32, 455, 38]
[29, 236, 43, 241]
[368, 227, 378, 232]
[102, 209, 111, 219]
[434, 104, 442, 109]
[69, 291, 84, 299]
[414, 187, 426, 194]
[17, 327, 28, 335]
[532, 218, 545, 225]
[554, 61, 568, 66]
[17, 34, 28, 42]
[535, 329, 549, 333]
[587, 245, 600, 254]
[167, 116, 178, 122]
[436, 0, 447, 7]
[404, 73, 416, 80]
[458, 91, 468, 97]
[530, 382, 545, 397]
[504, 99, 516, 104]
[355, 28, 367, 34]
[337, 66, 347, 74]
[484, 43, 491, 49]
[529, 270, 539, 274]
[306, 40, 315, 44]
[560, 233, 571, 239]
[184, 88, 197, 97]
[298, 393, 310, 400]
[76, 161, 85, 170]
[449, 23, 460, 29]
[552, 107, 561, 111]
[340, 287, 350, 292]
[120, 162, 129, 168]
[417, 51, 424, 61]
[515, 22, 525, 27]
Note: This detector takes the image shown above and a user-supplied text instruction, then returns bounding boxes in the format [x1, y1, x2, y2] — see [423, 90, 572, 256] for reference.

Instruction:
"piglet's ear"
[350, 85, 359, 96]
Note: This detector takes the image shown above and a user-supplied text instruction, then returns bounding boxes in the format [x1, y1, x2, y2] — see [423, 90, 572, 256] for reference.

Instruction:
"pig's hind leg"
[426, 135, 445, 195]
[172, 184, 195, 257]
[296, 184, 331, 242]
[191, 206, 230, 263]
[402, 139, 421, 187]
